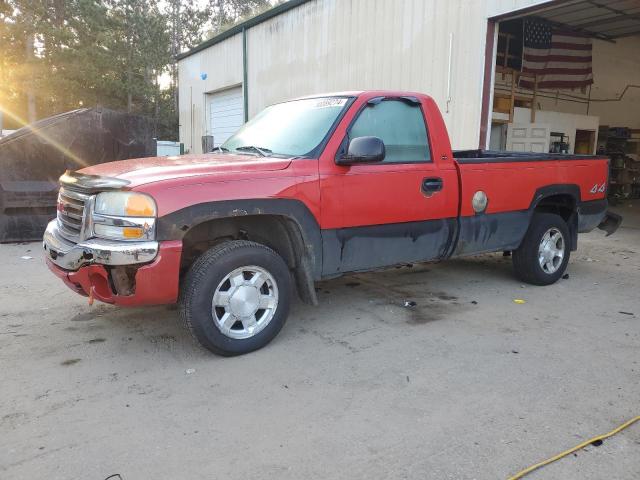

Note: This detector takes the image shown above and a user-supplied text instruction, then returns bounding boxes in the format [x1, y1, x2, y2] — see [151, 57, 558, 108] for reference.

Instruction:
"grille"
[57, 187, 89, 242]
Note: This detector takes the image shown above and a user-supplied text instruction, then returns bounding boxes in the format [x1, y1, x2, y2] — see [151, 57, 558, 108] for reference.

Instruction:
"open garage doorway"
[483, 0, 640, 201]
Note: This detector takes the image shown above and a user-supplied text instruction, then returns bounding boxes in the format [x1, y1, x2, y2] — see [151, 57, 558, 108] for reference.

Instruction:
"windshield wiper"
[215, 146, 230, 153]
[235, 145, 271, 157]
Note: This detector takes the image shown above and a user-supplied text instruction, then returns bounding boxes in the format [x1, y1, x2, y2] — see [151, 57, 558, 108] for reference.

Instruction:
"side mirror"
[337, 136, 385, 165]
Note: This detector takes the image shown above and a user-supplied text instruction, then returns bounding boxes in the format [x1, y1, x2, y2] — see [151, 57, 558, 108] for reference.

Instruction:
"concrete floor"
[1, 202, 639, 480]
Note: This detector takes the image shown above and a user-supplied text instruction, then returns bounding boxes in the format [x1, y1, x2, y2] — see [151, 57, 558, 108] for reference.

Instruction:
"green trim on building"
[242, 27, 249, 122]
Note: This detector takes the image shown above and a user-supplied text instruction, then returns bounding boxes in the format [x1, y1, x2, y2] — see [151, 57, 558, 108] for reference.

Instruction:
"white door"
[489, 123, 507, 151]
[208, 87, 244, 147]
[506, 123, 551, 153]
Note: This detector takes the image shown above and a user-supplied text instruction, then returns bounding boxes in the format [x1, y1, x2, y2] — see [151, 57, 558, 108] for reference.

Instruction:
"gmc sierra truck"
[44, 91, 621, 355]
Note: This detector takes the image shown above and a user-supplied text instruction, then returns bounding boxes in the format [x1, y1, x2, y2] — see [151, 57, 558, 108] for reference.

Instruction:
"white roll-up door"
[208, 87, 244, 147]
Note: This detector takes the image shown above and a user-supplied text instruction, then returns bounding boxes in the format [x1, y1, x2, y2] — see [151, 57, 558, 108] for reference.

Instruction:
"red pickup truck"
[44, 91, 620, 355]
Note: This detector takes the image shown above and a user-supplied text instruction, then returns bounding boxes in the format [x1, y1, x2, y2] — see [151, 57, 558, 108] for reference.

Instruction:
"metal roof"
[518, 0, 640, 41]
[177, 0, 312, 61]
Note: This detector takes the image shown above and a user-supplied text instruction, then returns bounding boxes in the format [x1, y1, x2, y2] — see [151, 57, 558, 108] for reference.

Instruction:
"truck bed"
[451, 149, 610, 257]
[453, 149, 606, 164]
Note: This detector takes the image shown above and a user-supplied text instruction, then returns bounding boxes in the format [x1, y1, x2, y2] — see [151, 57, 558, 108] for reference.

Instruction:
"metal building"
[177, 0, 640, 171]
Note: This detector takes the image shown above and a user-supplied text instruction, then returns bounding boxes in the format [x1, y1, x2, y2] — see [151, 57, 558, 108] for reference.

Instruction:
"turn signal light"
[125, 195, 155, 217]
[122, 227, 144, 239]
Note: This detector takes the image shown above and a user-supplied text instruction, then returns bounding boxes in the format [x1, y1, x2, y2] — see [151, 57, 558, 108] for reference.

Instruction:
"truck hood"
[79, 153, 293, 187]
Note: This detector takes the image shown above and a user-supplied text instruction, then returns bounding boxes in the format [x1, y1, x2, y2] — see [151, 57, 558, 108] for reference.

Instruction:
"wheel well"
[534, 194, 576, 222]
[534, 194, 578, 250]
[180, 215, 318, 305]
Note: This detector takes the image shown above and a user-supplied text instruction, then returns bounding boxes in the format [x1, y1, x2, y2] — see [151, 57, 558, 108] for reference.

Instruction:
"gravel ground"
[1, 202, 638, 480]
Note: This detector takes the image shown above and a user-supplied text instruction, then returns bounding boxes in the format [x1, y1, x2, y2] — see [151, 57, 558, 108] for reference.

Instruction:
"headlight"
[95, 192, 156, 217]
[92, 192, 156, 241]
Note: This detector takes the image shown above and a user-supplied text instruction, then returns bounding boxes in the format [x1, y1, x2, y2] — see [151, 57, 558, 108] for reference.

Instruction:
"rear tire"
[179, 240, 291, 356]
[512, 213, 570, 286]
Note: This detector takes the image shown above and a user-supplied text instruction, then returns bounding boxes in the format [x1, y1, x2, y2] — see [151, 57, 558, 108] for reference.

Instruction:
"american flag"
[520, 18, 593, 90]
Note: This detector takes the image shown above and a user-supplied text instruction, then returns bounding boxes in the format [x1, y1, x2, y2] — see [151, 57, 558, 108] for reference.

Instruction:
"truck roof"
[290, 90, 433, 102]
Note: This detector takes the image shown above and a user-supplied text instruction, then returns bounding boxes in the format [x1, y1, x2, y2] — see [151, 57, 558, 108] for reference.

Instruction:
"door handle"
[422, 177, 443, 194]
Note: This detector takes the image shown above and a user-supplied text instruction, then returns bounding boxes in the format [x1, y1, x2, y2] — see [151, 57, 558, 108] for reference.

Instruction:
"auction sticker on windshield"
[313, 98, 348, 108]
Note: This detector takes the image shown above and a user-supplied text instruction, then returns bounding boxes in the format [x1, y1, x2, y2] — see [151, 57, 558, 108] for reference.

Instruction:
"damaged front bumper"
[43, 219, 182, 305]
[43, 219, 158, 270]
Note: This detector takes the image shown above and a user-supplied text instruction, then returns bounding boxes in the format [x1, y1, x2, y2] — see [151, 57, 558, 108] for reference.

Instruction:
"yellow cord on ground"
[507, 415, 640, 480]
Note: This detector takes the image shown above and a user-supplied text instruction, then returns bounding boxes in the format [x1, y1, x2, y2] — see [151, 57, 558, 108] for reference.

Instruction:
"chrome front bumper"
[43, 219, 159, 271]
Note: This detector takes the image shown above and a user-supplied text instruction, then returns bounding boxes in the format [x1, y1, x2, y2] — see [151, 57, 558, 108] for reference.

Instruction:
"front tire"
[179, 240, 291, 356]
[512, 213, 570, 286]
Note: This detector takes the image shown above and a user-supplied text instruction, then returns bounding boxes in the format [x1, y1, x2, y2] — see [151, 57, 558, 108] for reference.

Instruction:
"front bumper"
[43, 219, 182, 306]
[43, 219, 158, 270]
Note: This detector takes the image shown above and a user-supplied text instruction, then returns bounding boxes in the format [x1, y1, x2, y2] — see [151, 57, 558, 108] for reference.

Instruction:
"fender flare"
[156, 198, 323, 279]
[527, 184, 581, 250]
[528, 184, 581, 211]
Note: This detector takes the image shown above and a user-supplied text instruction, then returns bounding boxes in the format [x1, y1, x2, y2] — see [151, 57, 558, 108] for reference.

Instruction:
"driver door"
[319, 96, 458, 275]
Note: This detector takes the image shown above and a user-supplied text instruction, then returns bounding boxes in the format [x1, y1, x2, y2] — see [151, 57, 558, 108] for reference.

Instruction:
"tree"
[0, 0, 273, 138]
[106, 0, 170, 124]
[208, 0, 271, 32]
[0, 0, 45, 127]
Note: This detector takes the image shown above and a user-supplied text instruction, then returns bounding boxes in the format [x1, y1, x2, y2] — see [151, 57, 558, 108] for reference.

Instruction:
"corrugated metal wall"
[178, 34, 243, 153]
[178, 0, 549, 153]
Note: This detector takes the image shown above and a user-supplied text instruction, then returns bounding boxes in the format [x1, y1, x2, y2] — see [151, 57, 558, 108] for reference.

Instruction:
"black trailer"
[0, 108, 156, 242]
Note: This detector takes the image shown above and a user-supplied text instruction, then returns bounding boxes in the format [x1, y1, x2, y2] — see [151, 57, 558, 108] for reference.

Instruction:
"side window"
[349, 100, 431, 163]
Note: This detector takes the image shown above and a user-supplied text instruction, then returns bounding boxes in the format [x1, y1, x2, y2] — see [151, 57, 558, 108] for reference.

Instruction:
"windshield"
[222, 97, 350, 157]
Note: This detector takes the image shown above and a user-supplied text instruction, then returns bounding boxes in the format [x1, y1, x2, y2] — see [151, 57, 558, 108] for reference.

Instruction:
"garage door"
[208, 87, 244, 147]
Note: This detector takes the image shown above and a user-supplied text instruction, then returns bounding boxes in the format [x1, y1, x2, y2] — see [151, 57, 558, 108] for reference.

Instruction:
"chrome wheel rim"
[538, 228, 565, 274]
[211, 265, 278, 340]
